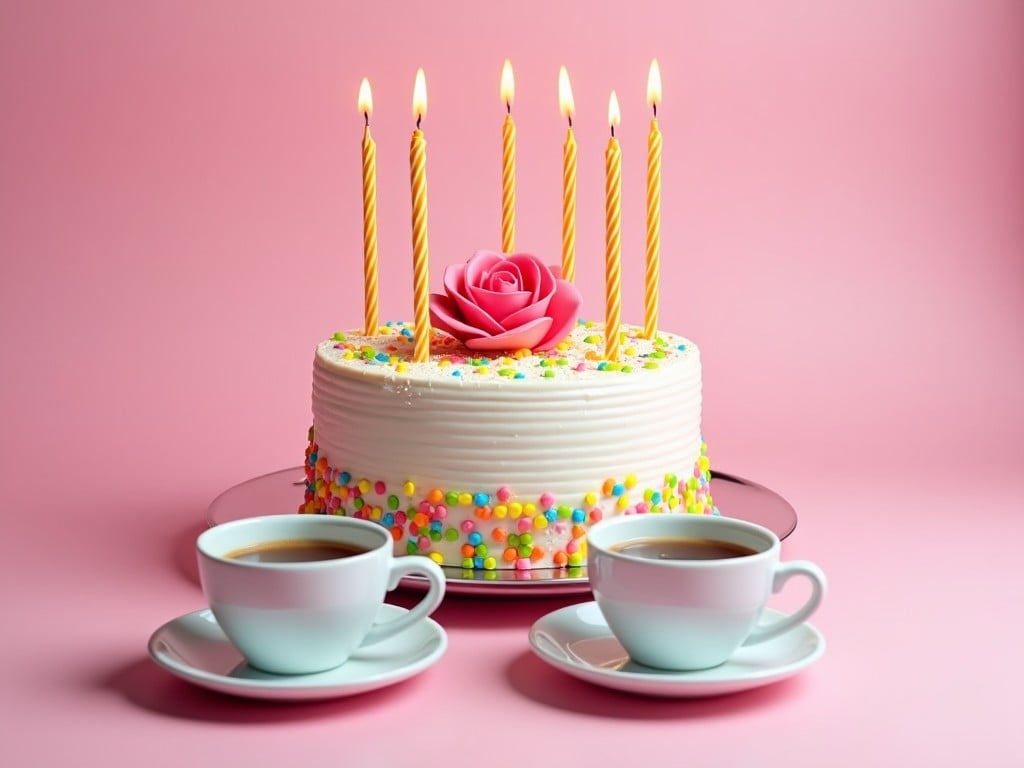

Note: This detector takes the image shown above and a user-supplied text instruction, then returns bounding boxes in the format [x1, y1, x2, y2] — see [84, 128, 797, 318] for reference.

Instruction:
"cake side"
[301, 321, 713, 571]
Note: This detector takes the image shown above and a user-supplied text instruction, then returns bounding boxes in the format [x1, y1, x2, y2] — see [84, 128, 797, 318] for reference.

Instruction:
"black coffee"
[611, 536, 758, 561]
[225, 538, 370, 563]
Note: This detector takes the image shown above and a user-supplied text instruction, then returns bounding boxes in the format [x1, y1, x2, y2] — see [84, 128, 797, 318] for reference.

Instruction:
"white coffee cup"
[197, 514, 446, 675]
[587, 514, 826, 671]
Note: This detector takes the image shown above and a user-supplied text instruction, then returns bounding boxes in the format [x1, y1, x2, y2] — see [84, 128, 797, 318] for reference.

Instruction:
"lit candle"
[559, 66, 577, 283]
[410, 69, 431, 363]
[643, 60, 662, 340]
[358, 78, 379, 336]
[605, 91, 622, 362]
[500, 59, 516, 253]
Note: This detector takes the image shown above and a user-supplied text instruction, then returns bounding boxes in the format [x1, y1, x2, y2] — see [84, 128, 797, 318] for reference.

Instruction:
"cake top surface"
[316, 320, 698, 387]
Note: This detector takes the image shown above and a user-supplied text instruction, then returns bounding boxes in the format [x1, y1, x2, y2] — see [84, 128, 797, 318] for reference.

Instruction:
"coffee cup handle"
[361, 557, 447, 646]
[743, 560, 827, 646]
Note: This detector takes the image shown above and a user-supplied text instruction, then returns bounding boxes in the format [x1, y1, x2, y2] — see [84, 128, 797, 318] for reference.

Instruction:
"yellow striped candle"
[410, 69, 431, 363]
[605, 91, 622, 362]
[644, 60, 662, 340]
[500, 59, 516, 253]
[558, 66, 576, 283]
[358, 78, 378, 336]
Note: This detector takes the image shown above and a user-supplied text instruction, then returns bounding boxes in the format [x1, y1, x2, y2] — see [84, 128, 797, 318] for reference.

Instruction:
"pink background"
[1, 1, 1022, 765]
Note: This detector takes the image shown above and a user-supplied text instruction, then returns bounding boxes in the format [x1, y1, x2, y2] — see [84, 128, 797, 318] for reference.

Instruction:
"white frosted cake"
[301, 311, 712, 572]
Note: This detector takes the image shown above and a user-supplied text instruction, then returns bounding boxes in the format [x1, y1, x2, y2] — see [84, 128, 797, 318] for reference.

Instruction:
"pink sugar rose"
[429, 250, 582, 352]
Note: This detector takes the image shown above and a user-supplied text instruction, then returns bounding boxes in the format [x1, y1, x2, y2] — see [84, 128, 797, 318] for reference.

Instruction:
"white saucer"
[529, 602, 824, 697]
[148, 604, 447, 701]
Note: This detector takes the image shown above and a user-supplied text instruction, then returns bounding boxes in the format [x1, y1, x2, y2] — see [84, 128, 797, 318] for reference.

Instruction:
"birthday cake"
[300, 251, 712, 572]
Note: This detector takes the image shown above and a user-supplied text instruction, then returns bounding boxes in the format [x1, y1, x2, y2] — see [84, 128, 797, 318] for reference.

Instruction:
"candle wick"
[653, 102, 657, 119]
[416, 113, 422, 130]
[364, 112, 370, 127]
[506, 101, 511, 115]
[568, 114, 573, 129]
[611, 124, 616, 139]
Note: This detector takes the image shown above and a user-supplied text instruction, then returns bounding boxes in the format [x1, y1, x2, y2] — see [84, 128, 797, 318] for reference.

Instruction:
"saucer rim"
[528, 602, 825, 697]
[148, 603, 447, 700]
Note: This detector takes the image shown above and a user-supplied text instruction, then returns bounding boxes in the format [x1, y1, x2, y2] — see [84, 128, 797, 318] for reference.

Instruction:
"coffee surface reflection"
[226, 538, 370, 563]
[610, 536, 757, 561]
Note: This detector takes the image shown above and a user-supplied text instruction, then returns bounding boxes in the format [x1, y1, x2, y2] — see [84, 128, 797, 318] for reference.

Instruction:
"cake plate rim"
[206, 466, 797, 598]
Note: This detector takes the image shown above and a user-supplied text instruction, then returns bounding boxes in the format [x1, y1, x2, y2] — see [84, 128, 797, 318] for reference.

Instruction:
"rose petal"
[491, 254, 559, 329]
[496, 293, 548, 330]
[496, 262, 552, 326]
[485, 263, 524, 292]
[466, 287, 533, 325]
[429, 294, 489, 342]
[463, 250, 507, 287]
[534, 278, 583, 351]
[464, 317, 554, 352]
[507, 253, 549, 303]
[466, 255, 534, 324]
[466, 259, 528, 322]
[441, 262, 468, 302]
[443, 262, 506, 335]
[451, 293, 508, 334]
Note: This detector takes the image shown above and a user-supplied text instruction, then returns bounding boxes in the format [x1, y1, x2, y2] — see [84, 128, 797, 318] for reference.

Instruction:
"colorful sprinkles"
[320, 319, 694, 380]
[300, 431, 713, 570]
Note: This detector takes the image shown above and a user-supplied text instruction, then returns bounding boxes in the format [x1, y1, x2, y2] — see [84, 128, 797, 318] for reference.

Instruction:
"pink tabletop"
[2, 1, 1022, 765]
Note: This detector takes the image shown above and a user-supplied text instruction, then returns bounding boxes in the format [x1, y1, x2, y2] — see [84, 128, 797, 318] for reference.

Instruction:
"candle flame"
[558, 66, 575, 120]
[501, 59, 515, 109]
[608, 91, 621, 128]
[358, 78, 373, 118]
[412, 68, 427, 121]
[647, 59, 662, 108]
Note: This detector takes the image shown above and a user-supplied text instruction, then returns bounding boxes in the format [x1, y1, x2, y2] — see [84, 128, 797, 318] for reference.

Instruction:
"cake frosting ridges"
[301, 320, 713, 571]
